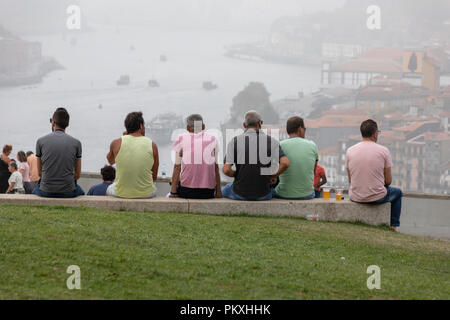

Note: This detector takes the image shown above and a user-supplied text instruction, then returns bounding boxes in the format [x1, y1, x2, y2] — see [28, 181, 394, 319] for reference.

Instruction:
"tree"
[408, 52, 418, 73]
[226, 82, 279, 127]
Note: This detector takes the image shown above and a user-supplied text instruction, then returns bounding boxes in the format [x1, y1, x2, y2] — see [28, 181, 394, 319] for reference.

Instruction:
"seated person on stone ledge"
[345, 119, 402, 231]
[273, 116, 318, 200]
[106, 111, 159, 199]
[169, 114, 222, 199]
[6, 161, 25, 194]
[87, 165, 116, 196]
[32, 107, 85, 198]
[222, 110, 290, 201]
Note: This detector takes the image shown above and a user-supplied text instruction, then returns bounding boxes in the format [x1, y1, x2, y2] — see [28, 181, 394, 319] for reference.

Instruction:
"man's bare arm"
[314, 161, 328, 188]
[347, 168, 351, 185]
[170, 164, 181, 195]
[278, 156, 290, 176]
[107, 139, 120, 165]
[215, 164, 222, 198]
[316, 174, 327, 188]
[6, 181, 14, 194]
[152, 142, 159, 182]
[222, 163, 235, 178]
[384, 167, 392, 186]
[74, 158, 82, 181]
[37, 157, 42, 178]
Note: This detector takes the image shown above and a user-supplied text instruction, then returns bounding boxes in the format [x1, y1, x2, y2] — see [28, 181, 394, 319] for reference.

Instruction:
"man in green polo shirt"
[275, 116, 318, 200]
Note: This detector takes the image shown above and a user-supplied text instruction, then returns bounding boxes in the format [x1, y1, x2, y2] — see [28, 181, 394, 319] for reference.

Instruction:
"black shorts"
[177, 184, 215, 199]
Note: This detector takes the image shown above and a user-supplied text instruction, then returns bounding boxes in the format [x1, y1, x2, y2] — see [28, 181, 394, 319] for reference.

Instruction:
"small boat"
[146, 113, 184, 146]
[116, 75, 130, 86]
[148, 79, 160, 88]
[202, 81, 218, 91]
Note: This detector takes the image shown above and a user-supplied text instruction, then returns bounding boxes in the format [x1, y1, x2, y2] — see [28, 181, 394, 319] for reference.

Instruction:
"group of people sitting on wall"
[0, 107, 402, 230]
[0, 146, 40, 195]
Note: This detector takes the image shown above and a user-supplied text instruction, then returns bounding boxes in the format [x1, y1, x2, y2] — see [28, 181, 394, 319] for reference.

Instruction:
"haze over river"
[0, 25, 320, 173]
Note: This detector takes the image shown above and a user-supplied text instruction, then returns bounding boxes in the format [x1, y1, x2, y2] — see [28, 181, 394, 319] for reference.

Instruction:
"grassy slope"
[0, 204, 448, 300]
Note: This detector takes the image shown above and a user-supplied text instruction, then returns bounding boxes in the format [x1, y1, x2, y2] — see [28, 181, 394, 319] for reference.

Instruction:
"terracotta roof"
[378, 130, 401, 143]
[306, 109, 369, 129]
[394, 121, 437, 132]
[306, 116, 366, 129]
[330, 48, 404, 73]
[358, 48, 404, 60]
[384, 113, 404, 121]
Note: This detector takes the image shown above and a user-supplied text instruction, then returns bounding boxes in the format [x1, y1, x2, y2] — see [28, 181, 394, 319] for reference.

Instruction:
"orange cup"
[336, 189, 343, 201]
[323, 188, 330, 200]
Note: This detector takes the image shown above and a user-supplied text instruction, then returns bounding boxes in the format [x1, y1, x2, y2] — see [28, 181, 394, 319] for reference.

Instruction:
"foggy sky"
[0, 0, 346, 34]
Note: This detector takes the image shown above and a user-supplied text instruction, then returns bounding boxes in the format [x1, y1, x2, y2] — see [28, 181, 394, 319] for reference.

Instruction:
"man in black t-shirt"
[222, 110, 290, 201]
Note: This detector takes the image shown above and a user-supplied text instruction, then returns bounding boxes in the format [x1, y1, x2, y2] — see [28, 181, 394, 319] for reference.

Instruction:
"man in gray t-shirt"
[32, 108, 85, 198]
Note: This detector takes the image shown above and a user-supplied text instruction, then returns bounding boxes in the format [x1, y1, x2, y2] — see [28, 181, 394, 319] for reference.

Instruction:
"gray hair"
[186, 114, 203, 133]
[244, 110, 262, 127]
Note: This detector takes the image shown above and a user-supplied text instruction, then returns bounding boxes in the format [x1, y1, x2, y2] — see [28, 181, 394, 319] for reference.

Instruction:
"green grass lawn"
[0, 203, 449, 300]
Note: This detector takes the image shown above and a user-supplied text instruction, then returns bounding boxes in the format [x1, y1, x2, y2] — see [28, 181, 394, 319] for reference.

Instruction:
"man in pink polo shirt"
[169, 114, 222, 199]
[345, 119, 402, 230]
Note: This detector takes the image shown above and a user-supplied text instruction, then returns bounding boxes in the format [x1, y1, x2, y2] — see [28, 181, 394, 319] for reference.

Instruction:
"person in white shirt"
[6, 161, 25, 194]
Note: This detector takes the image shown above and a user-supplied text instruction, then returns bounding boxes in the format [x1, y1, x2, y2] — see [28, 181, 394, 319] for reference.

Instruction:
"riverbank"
[0, 56, 63, 87]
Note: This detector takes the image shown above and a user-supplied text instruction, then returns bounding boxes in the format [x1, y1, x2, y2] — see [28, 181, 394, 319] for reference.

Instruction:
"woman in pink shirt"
[17, 151, 33, 194]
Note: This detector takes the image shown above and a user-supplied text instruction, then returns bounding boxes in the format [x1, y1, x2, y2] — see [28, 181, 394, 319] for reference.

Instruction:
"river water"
[0, 24, 320, 173]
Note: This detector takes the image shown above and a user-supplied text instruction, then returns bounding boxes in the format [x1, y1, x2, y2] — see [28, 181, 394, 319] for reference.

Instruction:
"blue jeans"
[221, 183, 273, 201]
[273, 190, 315, 200]
[32, 182, 85, 198]
[365, 186, 402, 227]
[314, 190, 321, 198]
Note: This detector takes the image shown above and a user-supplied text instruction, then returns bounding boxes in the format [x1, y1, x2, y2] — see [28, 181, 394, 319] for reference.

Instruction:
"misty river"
[0, 24, 321, 173]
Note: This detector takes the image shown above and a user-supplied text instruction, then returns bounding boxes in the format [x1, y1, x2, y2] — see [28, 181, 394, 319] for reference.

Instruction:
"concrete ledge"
[0, 195, 189, 213]
[188, 198, 390, 225]
[0, 195, 390, 226]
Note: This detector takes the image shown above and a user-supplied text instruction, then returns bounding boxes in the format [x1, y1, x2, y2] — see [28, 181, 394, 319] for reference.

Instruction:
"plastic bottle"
[161, 164, 167, 179]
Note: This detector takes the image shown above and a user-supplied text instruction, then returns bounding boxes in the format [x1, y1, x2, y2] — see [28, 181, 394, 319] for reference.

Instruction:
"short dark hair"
[286, 116, 305, 134]
[52, 107, 70, 129]
[101, 165, 116, 182]
[186, 114, 203, 132]
[360, 119, 378, 138]
[124, 112, 144, 134]
[9, 161, 17, 170]
[3, 144, 12, 154]
[17, 151, 27, 162]
[26, 151, 33, 157]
